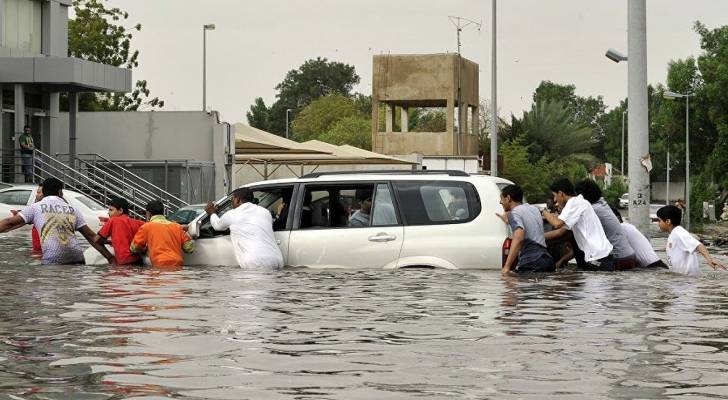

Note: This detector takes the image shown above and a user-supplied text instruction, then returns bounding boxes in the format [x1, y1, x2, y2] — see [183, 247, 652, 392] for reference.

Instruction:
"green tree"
[413, 109, 447, 132]
[518, 101, 597, 166]
[246, 97, 271, 132]
[249, 58, 360, 135]
[533, 81, 607, 159]
[291, 94, 361, 142]
[499, 139, 553, 202]
[319, 116, 372, 150]
[67, 0, 163, 111]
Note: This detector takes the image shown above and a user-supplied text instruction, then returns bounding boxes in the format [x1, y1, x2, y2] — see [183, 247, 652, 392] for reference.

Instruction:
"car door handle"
[368, 233, 397, 242]
[276, 240, 281, 245]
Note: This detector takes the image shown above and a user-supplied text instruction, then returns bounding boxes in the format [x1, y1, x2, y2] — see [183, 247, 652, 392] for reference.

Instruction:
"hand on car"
[204, 202, 217, 216]
[495, 212, 509, 225]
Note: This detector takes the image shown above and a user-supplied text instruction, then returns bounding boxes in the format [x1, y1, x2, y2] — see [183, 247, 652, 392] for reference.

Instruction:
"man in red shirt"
[94, 197, 144, 265]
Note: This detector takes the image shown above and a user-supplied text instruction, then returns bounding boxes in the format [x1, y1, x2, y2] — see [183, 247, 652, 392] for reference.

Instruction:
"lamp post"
[663, 90, 692, 229]
[490, 0, 498, 176]
[621, 110, 627, 175]
[202, 24, 216, 111]
[285, 108, 293, 139]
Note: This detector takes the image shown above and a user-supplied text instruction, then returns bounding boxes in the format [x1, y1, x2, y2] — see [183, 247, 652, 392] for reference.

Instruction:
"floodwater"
[1, 227, 728, 399]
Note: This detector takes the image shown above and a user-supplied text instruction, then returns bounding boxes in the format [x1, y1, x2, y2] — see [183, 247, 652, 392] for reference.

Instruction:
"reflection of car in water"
[167, 204, 206, 225]
[184, 171, 514, 270]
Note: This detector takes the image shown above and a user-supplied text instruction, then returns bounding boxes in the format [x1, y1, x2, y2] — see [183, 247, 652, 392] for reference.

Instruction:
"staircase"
[3, 149, 188, 219]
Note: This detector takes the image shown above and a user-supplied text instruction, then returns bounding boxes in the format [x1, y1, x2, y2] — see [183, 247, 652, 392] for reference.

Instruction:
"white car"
[185, 171, 513, 270]
[0, 184, 109, 232]
[619, 193, 629, 209]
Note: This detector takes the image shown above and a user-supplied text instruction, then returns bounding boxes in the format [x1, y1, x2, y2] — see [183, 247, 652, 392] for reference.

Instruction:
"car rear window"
[393, 181, 481, 225]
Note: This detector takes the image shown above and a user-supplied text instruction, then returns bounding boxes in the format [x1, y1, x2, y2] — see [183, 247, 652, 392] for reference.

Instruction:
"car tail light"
[98, 216, 109, 223]
[502, 237, 512, 267]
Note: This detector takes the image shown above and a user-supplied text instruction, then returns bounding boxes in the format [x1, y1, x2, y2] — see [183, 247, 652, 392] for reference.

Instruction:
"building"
[0, 0, 131, 161]
[371, 53, 480, 171]
[0, 0, 232, 208]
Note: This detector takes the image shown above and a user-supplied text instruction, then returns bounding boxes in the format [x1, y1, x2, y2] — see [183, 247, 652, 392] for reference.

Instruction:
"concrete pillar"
[400, 106, 409, 133]
[41, 93, 59, 154]
[446, 98, 456, 154]
[385, 103, 394, 133]
[371, 99, 380, 152]
[14, 85, 25, 140]
[68, 91, 78, 167]
[471, 106, 479, 136]
[459, 102, 469, 137]
[627, 0, 650, 233]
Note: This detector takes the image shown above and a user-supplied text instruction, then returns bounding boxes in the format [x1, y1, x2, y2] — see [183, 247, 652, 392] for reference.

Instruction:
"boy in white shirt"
[543, 178, 614, 270]
[656, 205, 725, 276]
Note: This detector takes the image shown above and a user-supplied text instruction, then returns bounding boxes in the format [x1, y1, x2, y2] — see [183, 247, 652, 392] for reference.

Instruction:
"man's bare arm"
[0, 215, 26, 234]
[79, 225, 116, 264]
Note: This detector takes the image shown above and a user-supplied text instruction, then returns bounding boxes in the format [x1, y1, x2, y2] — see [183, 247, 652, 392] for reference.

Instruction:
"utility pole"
[627, 0, 650, 232]
[490, 0, 498, 176]
[448, 16, 481, 156]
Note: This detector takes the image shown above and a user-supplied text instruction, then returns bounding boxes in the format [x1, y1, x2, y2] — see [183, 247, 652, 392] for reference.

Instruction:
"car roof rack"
[300, 170, 470, 179]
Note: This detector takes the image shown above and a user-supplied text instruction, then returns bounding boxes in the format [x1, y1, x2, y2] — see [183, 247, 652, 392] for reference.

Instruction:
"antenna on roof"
[448, 16, 482, 156]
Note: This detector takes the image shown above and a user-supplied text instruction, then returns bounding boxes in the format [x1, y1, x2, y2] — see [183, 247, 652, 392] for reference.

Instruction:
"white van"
[185, 171, 513, 270]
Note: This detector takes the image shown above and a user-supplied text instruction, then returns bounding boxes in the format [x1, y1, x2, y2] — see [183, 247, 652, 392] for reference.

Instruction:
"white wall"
[51, 111, 232, 197]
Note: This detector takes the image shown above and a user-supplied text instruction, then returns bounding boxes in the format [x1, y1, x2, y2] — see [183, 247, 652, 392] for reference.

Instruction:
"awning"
[0, 57, 131, 92]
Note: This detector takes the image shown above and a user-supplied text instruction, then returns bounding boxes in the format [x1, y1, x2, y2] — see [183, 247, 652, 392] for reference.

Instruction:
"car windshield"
[621, 194, 629, 199]
[71, 194, 106, 211]
[168, 207, 204, 224]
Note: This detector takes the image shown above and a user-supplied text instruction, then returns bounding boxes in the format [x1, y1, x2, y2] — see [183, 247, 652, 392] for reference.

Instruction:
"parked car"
[184, 171, 513, 269]
[0, 184, 108, 232]
[619, 193, 629, 209]
[167, 204, 206, 225]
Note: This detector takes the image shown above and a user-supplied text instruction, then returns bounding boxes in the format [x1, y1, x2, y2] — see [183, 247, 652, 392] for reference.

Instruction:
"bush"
[602, 177, 628, 208]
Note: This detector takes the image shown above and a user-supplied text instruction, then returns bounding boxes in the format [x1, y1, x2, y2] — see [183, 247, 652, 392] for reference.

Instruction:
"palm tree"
[519, 101, 597, 166]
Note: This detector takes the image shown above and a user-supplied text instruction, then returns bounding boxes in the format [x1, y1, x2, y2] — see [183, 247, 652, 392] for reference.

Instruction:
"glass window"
[371, 183, 398, 226]
[3, 0, 42, 53]
[0, 190, 31, 206]
[394, 181, 481, 225]
[298, 184, 381, 229]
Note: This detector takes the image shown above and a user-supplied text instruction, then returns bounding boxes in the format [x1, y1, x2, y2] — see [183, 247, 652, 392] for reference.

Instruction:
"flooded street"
[1, 228, 728, 399]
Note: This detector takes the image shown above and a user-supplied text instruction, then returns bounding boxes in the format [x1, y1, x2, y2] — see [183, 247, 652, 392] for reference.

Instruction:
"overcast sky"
[103, 0, 728, 124]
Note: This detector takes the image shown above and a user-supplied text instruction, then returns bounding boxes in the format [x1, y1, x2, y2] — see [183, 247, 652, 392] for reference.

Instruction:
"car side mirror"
[187, 215, 203, 239]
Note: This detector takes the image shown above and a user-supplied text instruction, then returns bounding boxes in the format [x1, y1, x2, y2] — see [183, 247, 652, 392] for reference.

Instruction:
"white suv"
[185, 171, 513, 270]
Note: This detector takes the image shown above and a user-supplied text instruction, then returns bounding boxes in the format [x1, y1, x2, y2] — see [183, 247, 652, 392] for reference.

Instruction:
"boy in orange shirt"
[130, 200, 194, 267]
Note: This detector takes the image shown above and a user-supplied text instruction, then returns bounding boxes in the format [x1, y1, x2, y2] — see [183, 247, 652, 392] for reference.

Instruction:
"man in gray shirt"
[497, 184, 555, 275]
[575, 179, 637, 270]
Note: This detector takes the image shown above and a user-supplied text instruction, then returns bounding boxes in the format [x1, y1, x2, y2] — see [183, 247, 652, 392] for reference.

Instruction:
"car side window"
[297, 183, 383, 229]
[371, 183, 398, 226]
[394, 181, 481, 225]
[0, 190, 31, 206]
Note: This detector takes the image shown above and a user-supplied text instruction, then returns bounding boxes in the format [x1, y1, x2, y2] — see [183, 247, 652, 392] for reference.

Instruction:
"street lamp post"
[621, 110, 627, 175]
[202, 24, 216, 111]
[285, 109, 293, 139]
[663, 90, 692, 229]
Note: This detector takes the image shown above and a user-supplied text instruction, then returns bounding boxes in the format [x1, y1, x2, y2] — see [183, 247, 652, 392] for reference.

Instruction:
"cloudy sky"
[103, 0, 727, 124]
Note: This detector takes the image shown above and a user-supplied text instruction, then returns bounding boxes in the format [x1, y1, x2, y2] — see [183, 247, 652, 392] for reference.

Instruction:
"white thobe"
[210, 203, 284, 269]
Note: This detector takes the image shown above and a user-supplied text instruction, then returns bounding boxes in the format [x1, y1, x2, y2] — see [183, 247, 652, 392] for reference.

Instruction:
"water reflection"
[0, 233, 727, 399]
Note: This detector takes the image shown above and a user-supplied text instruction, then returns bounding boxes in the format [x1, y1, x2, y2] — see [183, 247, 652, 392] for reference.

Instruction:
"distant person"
[131, 200, 194, 268]
[0, 178, 115, 265]
[496, 184, 555, 274]
[205, 188, 283, 269]
[18, 125, 34, 183]
[349, 189, 373, 227]
[543, 178, 614, 270]
[575, 179, 637, 270]
[656, 205, 726, 276]
[611, 207, 667, 269]
[95, 197, 145, 265]
[448, 190, 468, 220]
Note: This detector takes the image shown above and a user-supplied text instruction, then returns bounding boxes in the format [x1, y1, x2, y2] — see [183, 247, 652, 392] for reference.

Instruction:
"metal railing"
[1, 149, 188, 219]
[54, 152, 188, 213]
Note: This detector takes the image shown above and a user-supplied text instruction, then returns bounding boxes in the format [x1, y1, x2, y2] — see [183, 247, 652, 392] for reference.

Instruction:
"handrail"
[55, 152, 188, 207]
[29, 152, 146, 219]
